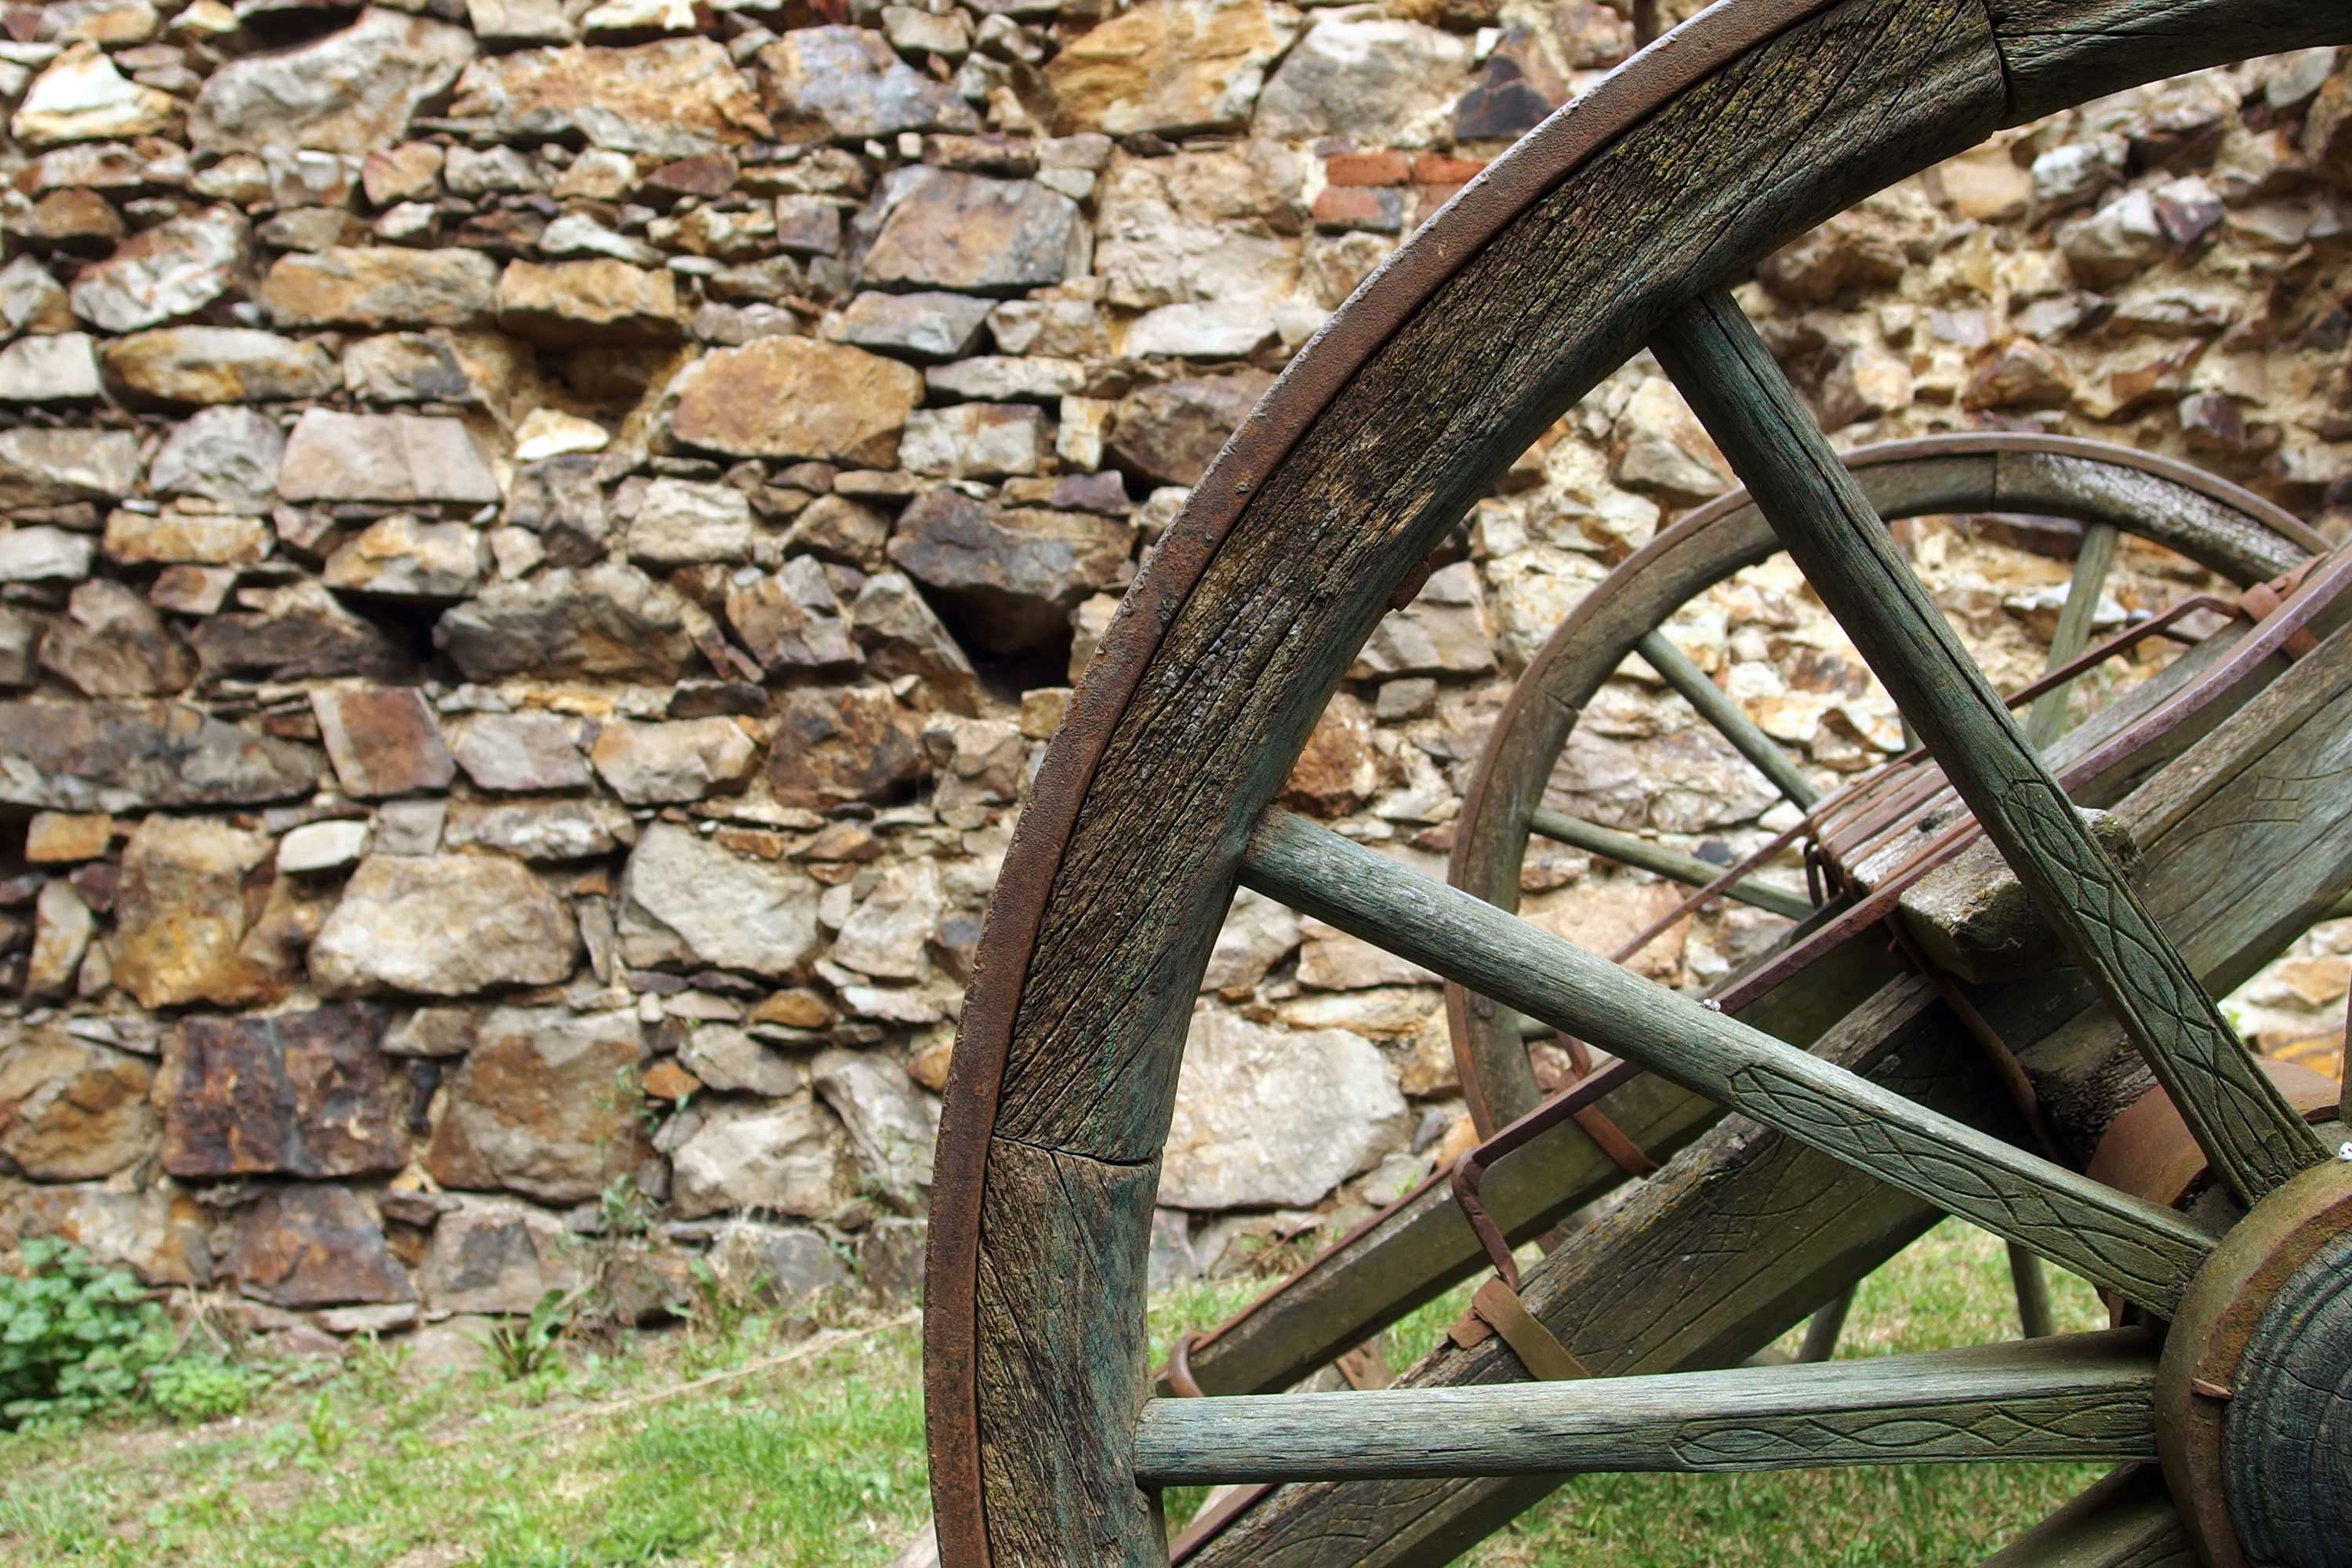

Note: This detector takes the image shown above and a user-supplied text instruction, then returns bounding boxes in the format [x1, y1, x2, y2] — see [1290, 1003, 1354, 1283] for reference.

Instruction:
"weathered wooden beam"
[1650, 288, 2328, 1203]
[1137, 1332, 2155, 1484]
[1638, 629, 1821, 808]
[1528, 807, 1814, 918]
[1241, 810, 2212, 1314]
[2025, 522, 2119, 751]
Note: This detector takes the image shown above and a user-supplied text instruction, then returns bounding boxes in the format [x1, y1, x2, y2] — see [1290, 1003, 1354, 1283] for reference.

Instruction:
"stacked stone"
[0, 0, 2343, 1334]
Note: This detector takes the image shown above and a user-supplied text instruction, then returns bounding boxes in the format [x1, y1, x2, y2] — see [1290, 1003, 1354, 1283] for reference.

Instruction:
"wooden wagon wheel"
[1439, 431, 2330, 1360]
[924, 3, 2352, 1566]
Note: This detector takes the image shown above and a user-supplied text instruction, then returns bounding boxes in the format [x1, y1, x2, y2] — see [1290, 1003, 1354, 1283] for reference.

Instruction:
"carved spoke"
[1241, 810, 2212, 1315]
[1133, 1331, 2157, 1485]
[1650, 289, 2328, 1203]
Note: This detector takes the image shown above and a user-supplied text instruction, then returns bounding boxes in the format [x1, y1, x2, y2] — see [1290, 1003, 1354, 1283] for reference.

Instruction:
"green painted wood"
[1977, 1466, 2195, 1568]
[2025, 522, 2119, 753]
[1637, 628, 1820, 808]
[1650, 288, 2328, 1204]
[1528, 808, 1814, 918]
[1135, 1332, 2156, 1484]
[1241, 809, 2212, 1314]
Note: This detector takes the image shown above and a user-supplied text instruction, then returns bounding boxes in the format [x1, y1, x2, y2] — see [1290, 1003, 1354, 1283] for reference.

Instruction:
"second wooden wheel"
[1448, 431, 2330, 1138]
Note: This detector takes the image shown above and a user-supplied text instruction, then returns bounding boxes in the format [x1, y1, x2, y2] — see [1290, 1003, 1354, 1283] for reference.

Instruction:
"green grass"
[0, 1221, 2108, 1566]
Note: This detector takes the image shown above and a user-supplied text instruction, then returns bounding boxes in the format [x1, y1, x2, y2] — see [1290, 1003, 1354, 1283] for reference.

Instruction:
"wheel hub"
[2157, 1160, 2352, 1568]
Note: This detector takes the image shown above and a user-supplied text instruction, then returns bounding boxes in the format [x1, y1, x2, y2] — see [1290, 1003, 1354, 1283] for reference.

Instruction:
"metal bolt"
[2338, 1141, 2352, 1163]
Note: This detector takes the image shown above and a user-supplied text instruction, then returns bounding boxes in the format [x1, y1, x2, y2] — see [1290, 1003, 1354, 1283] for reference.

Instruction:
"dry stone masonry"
[0, 0, 2346, 1337]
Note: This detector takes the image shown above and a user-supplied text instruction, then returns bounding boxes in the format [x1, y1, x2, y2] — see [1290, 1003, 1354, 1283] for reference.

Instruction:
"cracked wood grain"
[1137, 1332, 2156, 1483]
[1986, 0, 2352, 124]
[1650, 289, 2328, 1204]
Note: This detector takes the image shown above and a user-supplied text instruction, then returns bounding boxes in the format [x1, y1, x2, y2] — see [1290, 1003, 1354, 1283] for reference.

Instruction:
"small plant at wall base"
[0, 1240, 175, 1430]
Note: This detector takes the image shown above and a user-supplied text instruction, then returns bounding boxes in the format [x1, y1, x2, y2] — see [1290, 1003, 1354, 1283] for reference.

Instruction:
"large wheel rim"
[924, 3, 2352, 1563]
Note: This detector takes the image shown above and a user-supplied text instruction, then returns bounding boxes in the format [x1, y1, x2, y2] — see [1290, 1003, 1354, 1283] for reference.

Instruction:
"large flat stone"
[311, 688, 456, 799]
[0, 427, 142, 509]
[425, 1007, 644, 1203]
[112, 815, 299, 1009]
[277, 409, 501, 504]
[856, 167, 1087, 295]
[191, 8, 477, 155]
[310, 855, 579, 997]
[666, 1094, 855, 1219]
[765, 684, 927, 808]
[261, 247, 501, 329]
[669, 336, 921, 466]
[435, 563, 700, 683]
[162, 1004, 405, 1179]
[448, 38, 771, 157]
[419, 1195, 587, 1314]
[760, 26, 978, 143]
[67, 205, 246, 333]
[0, 1031, 156, 1181]
[1047, 0, 1301, 136]
[0, 701, 321, 811]
[1159, 1009, 1409, 1209]
[618, 822, 822, 978]
[103, 327, 339, 405]
[220, 1186, 413, 1308]
[887, 488, 1134, 655]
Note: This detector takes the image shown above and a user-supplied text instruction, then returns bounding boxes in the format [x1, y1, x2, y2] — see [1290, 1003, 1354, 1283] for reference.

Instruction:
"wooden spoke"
[1529, 807, 1813, 918]
[1241, 810, 2212, 1315]
[1650, 289, 2328, 1203]
[1134, 1331, 2156, 1485]
[1798, 1287, 1856, 1363]
[2025, 522, 2121, 752]
[1977, 1465, 2192, 1568]
[2010, 1241, 2057, 1340]
[1638, 628, 1820, 808]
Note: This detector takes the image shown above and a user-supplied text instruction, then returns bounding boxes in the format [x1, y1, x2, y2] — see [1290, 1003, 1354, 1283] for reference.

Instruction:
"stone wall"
[0, 0, 2346, 1334]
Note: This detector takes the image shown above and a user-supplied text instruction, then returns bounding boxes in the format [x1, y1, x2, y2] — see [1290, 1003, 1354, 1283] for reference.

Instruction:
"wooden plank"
[1650, 288, 2328, 1203]
[2025, 522, 2118, 752]
[1977, 1465, 2195, 1568]
[1137, 1332, 2156, 1484]
[1242, 809, 2212, 1314]
[1638, 629, 1820, 808]
[1529, 807, 1814, 918]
